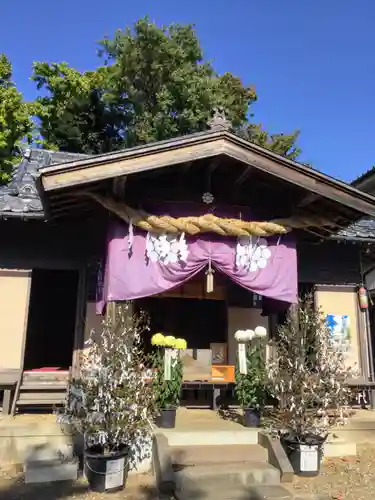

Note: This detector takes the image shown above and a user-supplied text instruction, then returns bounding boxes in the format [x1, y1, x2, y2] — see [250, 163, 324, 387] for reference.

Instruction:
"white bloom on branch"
[62, 303, 155, 460]
[266, 296, 357, 437]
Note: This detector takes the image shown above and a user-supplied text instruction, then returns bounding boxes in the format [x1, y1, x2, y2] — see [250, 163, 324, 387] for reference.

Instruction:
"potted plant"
[234, 326, 267, 427]
[151, 333, 187, 429]
[63, 303, 156, 493]
[267, 295, 357, 477]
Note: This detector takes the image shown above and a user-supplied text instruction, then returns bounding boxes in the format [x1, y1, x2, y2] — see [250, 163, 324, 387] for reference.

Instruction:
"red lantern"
[358, 286, 369, 310]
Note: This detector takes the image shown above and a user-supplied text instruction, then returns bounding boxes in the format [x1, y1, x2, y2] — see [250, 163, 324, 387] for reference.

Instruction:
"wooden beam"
[223, 141, 375, 217]
[41, 137, 225, 191]
[235, 165, 254, 185]
[297, 193, 320, 208]
[112, 176, 127, 198]
[51, 201, 91, 214]
[39, 131, 375, 218]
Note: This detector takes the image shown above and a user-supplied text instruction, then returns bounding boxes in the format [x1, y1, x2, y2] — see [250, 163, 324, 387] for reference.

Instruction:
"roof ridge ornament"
[207, 108, 231, 132]
[23, 148, 32, 160]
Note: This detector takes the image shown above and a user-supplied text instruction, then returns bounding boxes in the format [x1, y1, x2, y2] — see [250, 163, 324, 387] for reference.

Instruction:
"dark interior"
[24, 269, 79, 370]
[137, 296, 228, 354]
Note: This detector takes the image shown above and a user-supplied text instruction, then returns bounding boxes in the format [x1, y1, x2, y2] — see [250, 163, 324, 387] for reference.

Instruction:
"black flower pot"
[157, 408, 177, 429]
[84, 445, 130, 493]
[243, 408, 261, 427]
[281, 433, 325, 477]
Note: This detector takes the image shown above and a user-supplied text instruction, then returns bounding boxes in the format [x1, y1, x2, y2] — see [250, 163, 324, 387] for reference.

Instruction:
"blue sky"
[1, 0, 374, 181]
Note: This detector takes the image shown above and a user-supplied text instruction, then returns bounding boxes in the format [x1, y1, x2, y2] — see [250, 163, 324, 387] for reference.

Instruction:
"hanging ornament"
[202, 192, 214, 204]
[206, 253, 214, 293]
[358, 286, 369, 310]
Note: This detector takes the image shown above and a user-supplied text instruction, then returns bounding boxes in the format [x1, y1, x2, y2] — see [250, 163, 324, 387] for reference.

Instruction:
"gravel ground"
[1, 445, 375, 499]
[0, 471, 160, 500]
[291, 444, 375, 499]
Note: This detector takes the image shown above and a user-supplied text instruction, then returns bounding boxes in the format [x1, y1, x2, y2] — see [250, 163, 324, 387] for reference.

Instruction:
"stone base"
[24, 459, 78, 484]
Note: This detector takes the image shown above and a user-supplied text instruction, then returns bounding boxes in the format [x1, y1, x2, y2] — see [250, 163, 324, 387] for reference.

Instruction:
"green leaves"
[31, 17, 301, 157]
[0, 54, 35, 183]
[235, 343, 267, 409]
[0, 17, 303, 179]
[151, 348, 183, 409]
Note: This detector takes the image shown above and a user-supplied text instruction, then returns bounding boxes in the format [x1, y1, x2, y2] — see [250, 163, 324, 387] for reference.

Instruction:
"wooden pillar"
[72, 268, 87, 378]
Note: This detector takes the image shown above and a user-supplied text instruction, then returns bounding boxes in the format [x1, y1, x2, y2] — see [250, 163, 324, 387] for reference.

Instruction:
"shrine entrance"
[135, 270, 268, 408]
[137, 270, 228, 355]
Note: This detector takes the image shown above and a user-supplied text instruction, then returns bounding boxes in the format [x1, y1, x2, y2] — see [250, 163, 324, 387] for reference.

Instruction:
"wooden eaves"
[37, 129, 375, 236]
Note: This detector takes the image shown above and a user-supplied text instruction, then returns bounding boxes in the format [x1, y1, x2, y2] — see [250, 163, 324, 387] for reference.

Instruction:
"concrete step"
[170, 444, 268, 466]
[159, 429, 259, 446]
[175, 483, 330, 499]
[0, 421, 74, 464]
[24, 459, 78, 484]
[24, 442, 74, 463]
[323, 436, 356, 457]
[174, 462, 280, 492]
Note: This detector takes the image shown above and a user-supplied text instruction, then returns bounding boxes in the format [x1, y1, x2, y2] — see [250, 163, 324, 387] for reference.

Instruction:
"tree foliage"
[267, 295, 356, 438]
[0, 18, 303, 180]
[0, 54, 34, 182]
[31, 17, 301, 157]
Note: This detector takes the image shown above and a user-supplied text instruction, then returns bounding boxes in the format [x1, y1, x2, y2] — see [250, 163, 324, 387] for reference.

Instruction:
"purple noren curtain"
[96, 221, 298, 313]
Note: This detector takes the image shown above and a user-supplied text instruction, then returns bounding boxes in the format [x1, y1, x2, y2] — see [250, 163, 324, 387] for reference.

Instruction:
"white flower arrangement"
[235, 326, 268, 342]
[254, 326, 267, 338]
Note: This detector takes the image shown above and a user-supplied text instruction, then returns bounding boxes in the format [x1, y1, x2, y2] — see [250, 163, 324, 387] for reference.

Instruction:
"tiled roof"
[0, 148, 88, 218]
[351, 166, 375, 187]
[2, 147, 375, 243]
[333, 217, 375, 241]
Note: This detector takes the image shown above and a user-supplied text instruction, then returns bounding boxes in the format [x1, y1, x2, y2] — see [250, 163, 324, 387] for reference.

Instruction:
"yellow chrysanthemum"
[174, 338, 187, 350]
[151, 333, 166, 346]
[164, 336, 176, 347]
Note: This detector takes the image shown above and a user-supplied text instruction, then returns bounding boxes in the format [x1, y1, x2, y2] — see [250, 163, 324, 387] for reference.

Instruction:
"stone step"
[175, 484, 330, 500]
[0, 421, 74, 464]
[174, 462, 280, 492]
[24, 459, 78, 484]
[170, 444, 268, 466]
[24, 442, 74, 463]
[159, 429, 259, 446]
[323, 436, 356, 457]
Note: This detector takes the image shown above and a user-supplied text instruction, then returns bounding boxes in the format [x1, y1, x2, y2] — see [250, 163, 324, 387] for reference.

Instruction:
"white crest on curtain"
[145, 232, 189, 264]
[235, 236, 272, 272]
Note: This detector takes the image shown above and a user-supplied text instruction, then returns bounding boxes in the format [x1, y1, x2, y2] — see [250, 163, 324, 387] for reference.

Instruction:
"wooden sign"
[180, 349, 212, 381]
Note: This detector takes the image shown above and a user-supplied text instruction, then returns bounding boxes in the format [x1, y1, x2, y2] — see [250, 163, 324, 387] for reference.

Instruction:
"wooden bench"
[182, 381, 234, 410]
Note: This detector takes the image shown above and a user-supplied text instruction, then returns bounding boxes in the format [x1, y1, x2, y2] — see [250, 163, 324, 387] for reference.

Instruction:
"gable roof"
[0, 148, 88, 218]
[333, 217, 375, 241]
[39, 128, 375, 219]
